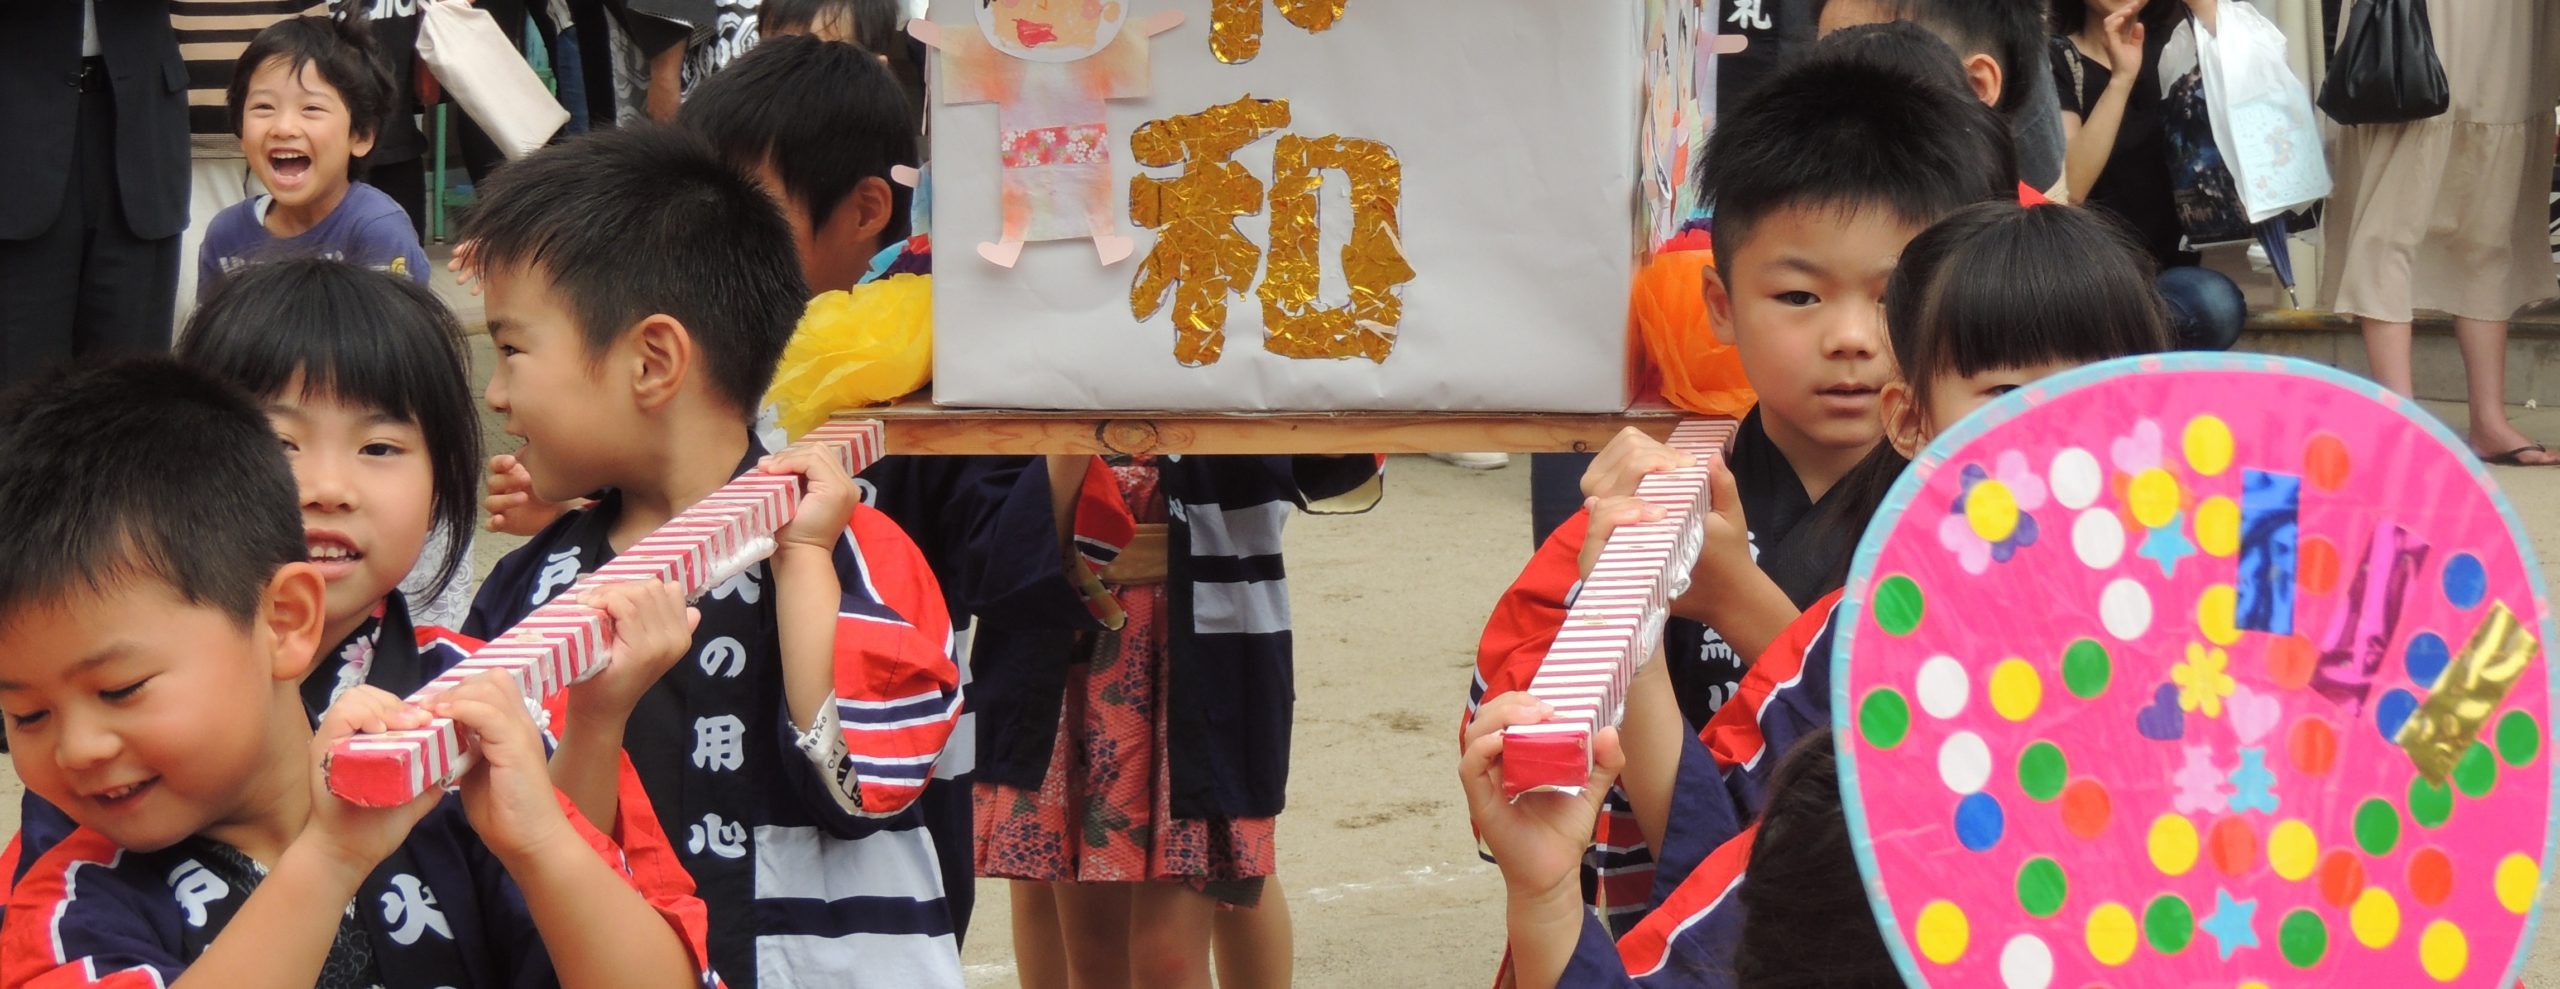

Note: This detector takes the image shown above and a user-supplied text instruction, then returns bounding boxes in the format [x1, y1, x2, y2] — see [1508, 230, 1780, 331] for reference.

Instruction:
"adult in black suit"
[0, 0, 189, 385]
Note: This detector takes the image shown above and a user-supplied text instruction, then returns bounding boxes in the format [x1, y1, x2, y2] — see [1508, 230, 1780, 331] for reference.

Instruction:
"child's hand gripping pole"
[1500, 419, 1737, 801]
[324, 420, 888, 808]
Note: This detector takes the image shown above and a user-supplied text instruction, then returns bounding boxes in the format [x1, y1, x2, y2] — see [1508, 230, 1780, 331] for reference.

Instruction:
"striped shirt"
[171, 0, 328, 154]
[467, 436, 965, 989]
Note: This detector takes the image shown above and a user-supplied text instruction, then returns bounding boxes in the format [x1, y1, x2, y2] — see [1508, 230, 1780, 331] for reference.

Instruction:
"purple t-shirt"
[196, 181, 431, 301]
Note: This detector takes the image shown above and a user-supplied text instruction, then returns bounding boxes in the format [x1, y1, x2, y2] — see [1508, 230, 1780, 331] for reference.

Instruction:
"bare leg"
[1088, 168, 1135, 266]
[1211, 877, 1293, 989]
[982, 180, 1031, 268]
[1126, 883, 1216, 989]
[1054, 882, 1136, 989]
[2360, 317, 2416, 397]
[2453, 317, 2559, 463]
[1011, 880, 1071, 989]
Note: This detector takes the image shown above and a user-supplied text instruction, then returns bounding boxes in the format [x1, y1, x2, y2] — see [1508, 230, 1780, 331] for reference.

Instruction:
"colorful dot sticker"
[2278, 909, 2327, 968]
[2193, 496, 2240, 558]
[2409, 847, 2456, 906]
[1957, 792, 2006, 852]
[2148, 814, 2200, 876]
[1970, 481, 2022, 543]
[1916, 901, 1970, 964]
[2061, 639, 2111, 699]
[1917, 655, 1970, 719]
[2018, 742, 2069, 802]
[2420, 921, 2468, 982]
[2409, 776, 2455, 829]
[1861, 689, 1911, 749]
[1838, 360, 2554, 989]
[2183, 416, 2234, 476]
[1990, 660, 2044, 722]
[1874, 575, 1925, 636]
[2144, 894, 2194, 955]
[2406, 632, 2452, 687]
[2266, 820, 2317, 881]
[2443, 554, 2488, 610]
[2099, 579, 2152, 641]
[2497, 711, 2542, 767]
[2304, 433, 2352, 490]
[2051, 448, 2104, 510]
[2074, 509, 2127, 569]
[2086, 902, 2138, 966]
[2352, 887, 2401, 948]
[2494, 855, 2539, 915]
[2127, 469, 2182, 529]
[2017, 857, 2068, 917]
[2354, 799, 2402, 856]
[2454, 742, 2499, 799]
[2000, 934, 2055, 989]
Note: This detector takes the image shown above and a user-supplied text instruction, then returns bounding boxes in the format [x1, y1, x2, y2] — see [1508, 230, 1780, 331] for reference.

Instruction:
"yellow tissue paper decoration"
[1209, 0, 1351, 63]
[763, 274, 934, 441]
[1259, 133, 1413, 362]
[1129, 97, 1292, 367]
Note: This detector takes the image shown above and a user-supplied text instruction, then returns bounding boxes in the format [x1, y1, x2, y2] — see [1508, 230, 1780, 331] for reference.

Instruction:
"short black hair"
[1813, 0, 2048, 113]
[1700, 36, 2015, 266]
[1886, 201, 2171, 420]
[1812, 22, 1975, 101]
[461, 126, 810, 414]
[1731, 731, 1902, 987]
[0, 358, 305, 632]
[677, 34, 918, 242]
[227, 15, 396, 145]
[175, 259, 485, 602]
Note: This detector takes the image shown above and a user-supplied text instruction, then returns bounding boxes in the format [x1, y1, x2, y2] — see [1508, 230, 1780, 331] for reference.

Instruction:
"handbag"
[2159, 20, 2254, 247]
[2192, 1, 2330, 221]
[2316, 0, 2450, 125]
[416, 0, 568, 159]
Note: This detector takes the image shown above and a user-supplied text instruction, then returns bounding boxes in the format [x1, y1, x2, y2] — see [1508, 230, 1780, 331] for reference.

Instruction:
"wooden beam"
[836, 395, 1697, 456]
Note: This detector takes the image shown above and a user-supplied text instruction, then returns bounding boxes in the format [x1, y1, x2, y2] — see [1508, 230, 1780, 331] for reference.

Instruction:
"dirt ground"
[10, 352, 2560, 984]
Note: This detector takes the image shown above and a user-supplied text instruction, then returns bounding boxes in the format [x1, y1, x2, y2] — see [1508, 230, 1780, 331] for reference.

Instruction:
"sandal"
[2478, 444, 2560, 467]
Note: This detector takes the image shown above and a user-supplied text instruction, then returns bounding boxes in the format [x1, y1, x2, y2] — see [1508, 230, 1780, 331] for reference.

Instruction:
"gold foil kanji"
[1209, 0, 1351, 63]
[1259, 134, 1414, 362]
[2397, 601, 2539, 783]
[1129, 97, 1293, 366]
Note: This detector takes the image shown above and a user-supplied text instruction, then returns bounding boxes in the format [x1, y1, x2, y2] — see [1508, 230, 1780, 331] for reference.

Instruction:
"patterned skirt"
[973, 583, 1277, 897]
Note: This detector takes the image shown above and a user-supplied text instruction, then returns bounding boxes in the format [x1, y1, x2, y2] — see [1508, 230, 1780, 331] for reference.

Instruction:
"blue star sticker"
[2228, 747, 2278, 815]
[2201, 888, 2260, 960]
[2137, 511, 2198, 578]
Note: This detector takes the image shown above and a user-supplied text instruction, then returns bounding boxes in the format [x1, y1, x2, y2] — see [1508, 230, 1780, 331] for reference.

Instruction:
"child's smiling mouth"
[1014, 18, 1057, 46]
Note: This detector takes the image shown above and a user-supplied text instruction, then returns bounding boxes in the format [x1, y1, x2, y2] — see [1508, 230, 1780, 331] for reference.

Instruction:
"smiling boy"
[196, 16, 428, 301]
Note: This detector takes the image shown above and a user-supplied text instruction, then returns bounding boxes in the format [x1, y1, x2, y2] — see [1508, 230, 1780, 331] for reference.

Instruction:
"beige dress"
[2323, 0, 2560, 322]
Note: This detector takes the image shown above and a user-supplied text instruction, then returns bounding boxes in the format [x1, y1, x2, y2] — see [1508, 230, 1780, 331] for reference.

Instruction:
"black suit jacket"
[0, 0, 189, 241]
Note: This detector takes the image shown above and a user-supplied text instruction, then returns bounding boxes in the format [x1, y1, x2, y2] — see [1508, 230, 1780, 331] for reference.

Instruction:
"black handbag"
[2317, 0, 2452, 125]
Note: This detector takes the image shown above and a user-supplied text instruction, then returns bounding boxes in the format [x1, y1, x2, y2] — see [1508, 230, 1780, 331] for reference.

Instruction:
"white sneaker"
[1430, 452, 1511, 470]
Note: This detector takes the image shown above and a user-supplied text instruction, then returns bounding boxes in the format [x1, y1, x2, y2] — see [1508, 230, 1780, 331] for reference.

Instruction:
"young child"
[759, 0, 930, 133]
[1465, 201, 2174, 988]
[1812, 0, 2067, 196]
[0, 259, 488, 894]
[455, 126, 966, 989]
[1468, 39, 2018, 932]
[0, 356, 717, 989]
[197, 16, 429, 300]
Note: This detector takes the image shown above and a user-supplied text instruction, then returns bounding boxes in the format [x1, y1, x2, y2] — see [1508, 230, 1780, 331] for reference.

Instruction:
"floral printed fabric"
[1001, 124, 1112, 169]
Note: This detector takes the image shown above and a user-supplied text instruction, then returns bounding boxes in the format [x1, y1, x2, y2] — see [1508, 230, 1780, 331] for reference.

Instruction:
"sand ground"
[9, 331, 2560, 986]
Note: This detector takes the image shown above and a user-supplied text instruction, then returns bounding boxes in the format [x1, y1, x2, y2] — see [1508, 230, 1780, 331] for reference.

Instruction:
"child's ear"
[1962, 52, 2003, 109]
[262, 563, 330, 683]
[627, 315, 697, 411]
[351, 129, 377, 161]
[1702, 265, 1737, 346]
[822, 177, 897, 261]
[1879, 380, 1930, 460]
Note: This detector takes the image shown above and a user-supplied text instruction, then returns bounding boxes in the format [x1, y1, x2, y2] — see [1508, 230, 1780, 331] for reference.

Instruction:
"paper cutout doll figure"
[910, 3, 1185, 268]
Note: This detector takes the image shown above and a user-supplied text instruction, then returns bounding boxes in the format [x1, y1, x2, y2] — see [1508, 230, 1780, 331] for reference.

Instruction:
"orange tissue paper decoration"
[1632, 243, 1753, 418]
